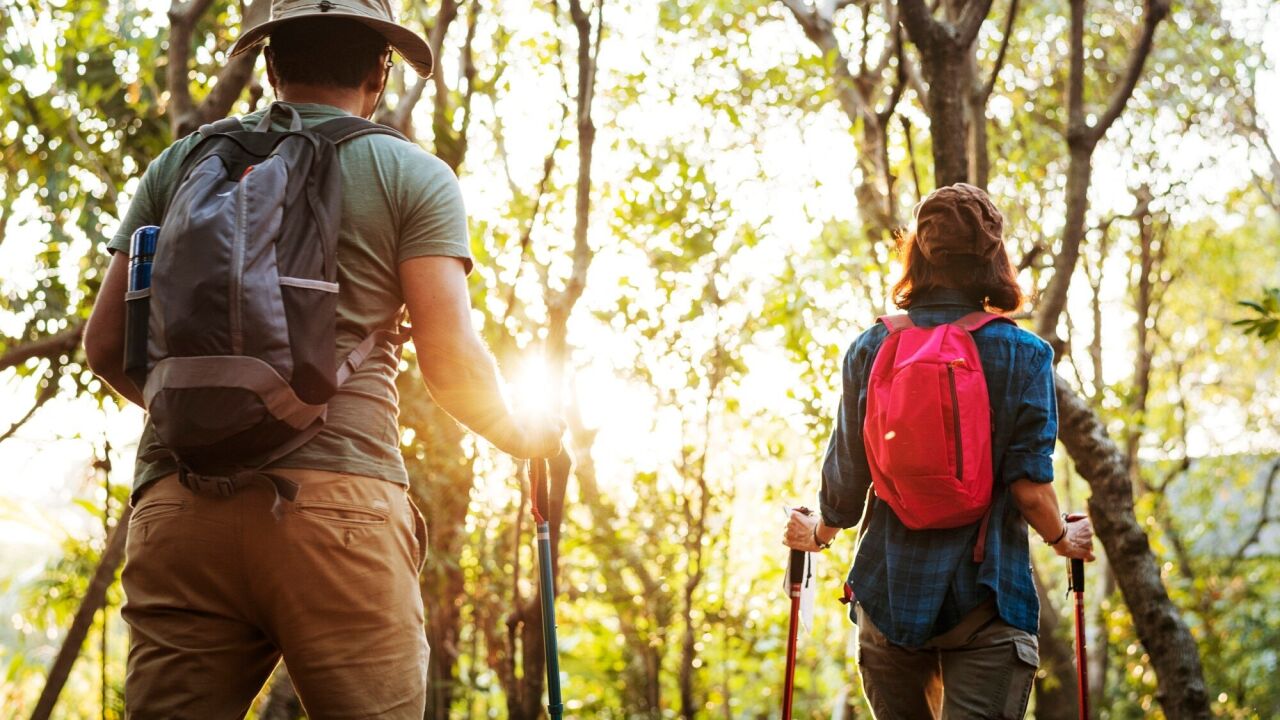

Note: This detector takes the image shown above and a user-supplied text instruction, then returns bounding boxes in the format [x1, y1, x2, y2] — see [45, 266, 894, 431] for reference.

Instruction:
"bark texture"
[897, 0, 996, 186]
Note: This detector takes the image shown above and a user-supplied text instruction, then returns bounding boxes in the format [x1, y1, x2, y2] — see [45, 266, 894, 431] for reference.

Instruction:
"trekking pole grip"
[1070, 558, 1085, 593]
[529, 458, 551, 523]
[788, 549, 806, 587]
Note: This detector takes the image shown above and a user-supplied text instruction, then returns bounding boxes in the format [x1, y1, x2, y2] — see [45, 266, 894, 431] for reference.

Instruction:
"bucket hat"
[912, 183, 1004, 264]
[230, 0, 434, 78]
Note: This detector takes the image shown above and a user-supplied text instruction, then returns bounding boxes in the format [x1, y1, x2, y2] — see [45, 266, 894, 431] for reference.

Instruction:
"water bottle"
[124, 225, 159, 391]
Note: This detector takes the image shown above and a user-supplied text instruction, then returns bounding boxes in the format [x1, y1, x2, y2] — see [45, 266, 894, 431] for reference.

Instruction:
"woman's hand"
[783, 508, 837, 552]
[1052, 512, 1096, 562]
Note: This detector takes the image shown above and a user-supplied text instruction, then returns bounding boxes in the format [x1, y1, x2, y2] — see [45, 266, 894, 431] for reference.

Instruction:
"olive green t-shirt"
[108, 103, 472, 494]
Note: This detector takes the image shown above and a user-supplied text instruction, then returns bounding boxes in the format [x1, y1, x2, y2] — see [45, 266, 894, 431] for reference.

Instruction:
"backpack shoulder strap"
[951, 311, 1016, 333]
[336, 325, 412, 386]
[877, 314, 915, 334]
[311, 116, 411, 145]
[196, 117, 245, 138]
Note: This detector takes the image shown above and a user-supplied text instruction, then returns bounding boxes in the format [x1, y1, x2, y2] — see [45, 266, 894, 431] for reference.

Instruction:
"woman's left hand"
[783, 508, 822, 552]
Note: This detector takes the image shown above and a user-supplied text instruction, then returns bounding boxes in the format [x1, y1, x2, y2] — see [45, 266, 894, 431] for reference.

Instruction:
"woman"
[784, 183, 1094, 719]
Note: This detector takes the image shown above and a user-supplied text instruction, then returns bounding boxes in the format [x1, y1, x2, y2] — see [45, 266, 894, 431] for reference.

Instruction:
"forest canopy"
[1, 0, 1278, 718]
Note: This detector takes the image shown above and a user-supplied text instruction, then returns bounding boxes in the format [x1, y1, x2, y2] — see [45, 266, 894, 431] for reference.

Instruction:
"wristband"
[1047, 519, 1068, 546]
[812, 524, 832, 551]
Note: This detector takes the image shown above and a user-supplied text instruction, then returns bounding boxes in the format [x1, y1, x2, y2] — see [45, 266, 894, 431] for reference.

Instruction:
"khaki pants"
[856, 600, 1039, 719]
[121, 469, 429, 719]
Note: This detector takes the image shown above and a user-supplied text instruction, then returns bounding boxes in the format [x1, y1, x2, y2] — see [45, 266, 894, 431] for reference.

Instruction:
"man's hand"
[498, 411, 567, 460]
[1052, 512, 1096, 562]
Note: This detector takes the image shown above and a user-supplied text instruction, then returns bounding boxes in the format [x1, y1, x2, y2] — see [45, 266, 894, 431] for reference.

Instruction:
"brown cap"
[912, 183, 1004, 264]
[230, 0, 434, 79]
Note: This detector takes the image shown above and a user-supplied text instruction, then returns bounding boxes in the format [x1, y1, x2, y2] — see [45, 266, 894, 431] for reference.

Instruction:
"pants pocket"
[127, 479, 188, 542]
[408, 497, 428, 573]
[1003, 635, 1040, 719]
[295, 500, 389, 527]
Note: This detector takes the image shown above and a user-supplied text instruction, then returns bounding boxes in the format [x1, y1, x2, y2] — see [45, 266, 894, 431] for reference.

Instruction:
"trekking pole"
[530, 458, 564, 720]
[1069, 558, 1090, 720]
[782, 547, 805, 720]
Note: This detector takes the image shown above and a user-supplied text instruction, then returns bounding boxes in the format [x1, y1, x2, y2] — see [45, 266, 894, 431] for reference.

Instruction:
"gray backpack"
[140, 103, 408, 507]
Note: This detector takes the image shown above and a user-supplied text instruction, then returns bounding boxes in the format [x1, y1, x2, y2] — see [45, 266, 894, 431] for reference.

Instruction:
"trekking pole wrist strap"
[812, 524, 832, 550]
[1047, 515, 1069, 546]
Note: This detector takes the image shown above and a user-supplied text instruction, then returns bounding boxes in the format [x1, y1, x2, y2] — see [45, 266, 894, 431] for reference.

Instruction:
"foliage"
[1, 0, 1279, 718]
[1235, 287, 1280, 343]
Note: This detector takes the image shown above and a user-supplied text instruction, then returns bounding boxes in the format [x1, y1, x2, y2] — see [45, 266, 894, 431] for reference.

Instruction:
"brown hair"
[890, 229, 1024, 312]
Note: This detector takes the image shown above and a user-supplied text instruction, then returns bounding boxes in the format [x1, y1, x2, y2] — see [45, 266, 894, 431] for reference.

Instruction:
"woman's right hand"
[1053, 512, 1096, 562]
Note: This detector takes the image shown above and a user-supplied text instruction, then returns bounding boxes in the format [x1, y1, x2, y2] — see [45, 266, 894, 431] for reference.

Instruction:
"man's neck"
[277, 84, 366, 117]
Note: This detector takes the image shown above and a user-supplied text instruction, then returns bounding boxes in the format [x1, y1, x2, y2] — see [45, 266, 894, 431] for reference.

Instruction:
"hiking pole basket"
[530, 458, 564, 720]
[1069, 558, 1090, 720]
[782, 548, 805, 720]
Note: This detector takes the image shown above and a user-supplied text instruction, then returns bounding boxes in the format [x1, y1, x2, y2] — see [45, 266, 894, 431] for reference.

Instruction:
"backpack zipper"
[949, 359, 964, 480]
[230, 166, 253, 354]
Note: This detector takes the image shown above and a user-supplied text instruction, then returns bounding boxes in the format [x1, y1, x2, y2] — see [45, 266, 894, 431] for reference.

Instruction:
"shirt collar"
[911, 287, 983, 310]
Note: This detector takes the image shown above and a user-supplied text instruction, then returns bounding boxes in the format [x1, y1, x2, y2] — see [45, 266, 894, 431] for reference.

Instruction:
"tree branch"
[897, 0, 942, 52]
[0, 188, 10, 251]
[875, 21, 907, 126]
[1225, 459, 1280, 577]
[1088, 0, 1170, 144]
[167, 0, 267, 137]
[955, 0, 996, 47]
[902, 115, 922, 201]
[0, 323, 84, 373]
[499, 112, 569, 328]
[781, 0, 875, 122]
[548, 0, 603, 335]
[1066, 0, 1087, 141]
[979, 0, 1019, 100]
[165, 0, 216, 133]
[195, 1, 268, 121]
[0, 374, 57, 444]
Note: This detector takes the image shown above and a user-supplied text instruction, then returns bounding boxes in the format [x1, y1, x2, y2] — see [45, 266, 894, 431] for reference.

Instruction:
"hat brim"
[230, 13, 434, 79]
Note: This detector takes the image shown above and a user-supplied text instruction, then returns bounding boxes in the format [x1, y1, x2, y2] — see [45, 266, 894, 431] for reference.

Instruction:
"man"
[83, 2, 562, 716]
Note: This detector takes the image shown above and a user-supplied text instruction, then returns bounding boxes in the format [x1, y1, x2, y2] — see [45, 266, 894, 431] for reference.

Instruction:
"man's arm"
[84, 252, 145, 407]
[400, 255, 560, 459]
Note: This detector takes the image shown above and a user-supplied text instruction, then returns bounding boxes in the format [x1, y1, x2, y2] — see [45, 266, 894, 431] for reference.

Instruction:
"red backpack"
[863, 311, 1014, 562]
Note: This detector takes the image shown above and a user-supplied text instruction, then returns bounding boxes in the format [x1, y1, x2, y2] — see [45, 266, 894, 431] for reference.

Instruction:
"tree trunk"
[966, 79, 990, 189]
[921, 49, 972, 187]
[1055, 377, 1211, 719]
[1034, 146, 1094, 352]
[30, 505, 132, 720]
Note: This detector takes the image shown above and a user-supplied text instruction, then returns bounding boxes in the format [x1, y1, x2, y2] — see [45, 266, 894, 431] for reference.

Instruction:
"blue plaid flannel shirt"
[820, 288, 1057, 647]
